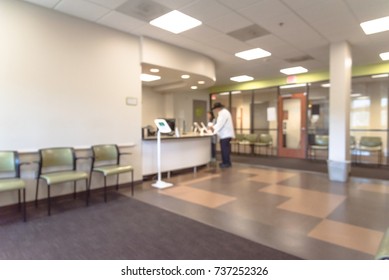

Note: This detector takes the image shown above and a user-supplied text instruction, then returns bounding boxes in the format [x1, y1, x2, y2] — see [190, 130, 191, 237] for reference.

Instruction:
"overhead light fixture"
[141, 73, 161, 82]
[181, 74, 190, 79]
[372, 73, 389, 78]
[321, 83, 331, 88]
[360, 16, 389, 35]
[280, 83, 307, 89]
[150, 10, 202, 34]
[235, 48, 271, 60]
[150, 68, 160, 73]
[191, 86, 198, 90]
[198, 81, 205, 84]
[379, 52, 389, 61]
[351, 93, 362, 98]
[219, 91, 242, 96]
[230, 75, 254, 82]
[280, 66, 308, 75]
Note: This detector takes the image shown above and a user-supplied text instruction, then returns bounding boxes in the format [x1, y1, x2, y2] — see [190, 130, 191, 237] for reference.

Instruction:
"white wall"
[0, 0, 142, 205]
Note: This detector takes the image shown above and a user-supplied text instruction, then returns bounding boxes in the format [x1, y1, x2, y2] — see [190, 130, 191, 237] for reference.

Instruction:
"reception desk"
[142, 133, 212, 176]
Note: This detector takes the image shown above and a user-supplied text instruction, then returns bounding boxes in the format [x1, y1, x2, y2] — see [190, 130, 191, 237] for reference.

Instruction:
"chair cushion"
[254, 142, 271, 147]
[0, 178, 25, 192]
[40, 171, 88, 185]
[93, 165, 133, 176]
[359, 146, 382, 152]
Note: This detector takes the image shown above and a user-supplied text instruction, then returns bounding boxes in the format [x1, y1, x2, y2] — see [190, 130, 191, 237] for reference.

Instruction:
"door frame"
[277, 93, 307, 158]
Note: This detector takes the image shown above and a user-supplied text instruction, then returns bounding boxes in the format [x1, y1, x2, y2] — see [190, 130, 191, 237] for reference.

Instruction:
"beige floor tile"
[240, 168, 297, 184]
[260, 185, 346, 218]
[308, 219, 384, 255]
[179, 174, 221, 186]
[161, 186, 236, 208]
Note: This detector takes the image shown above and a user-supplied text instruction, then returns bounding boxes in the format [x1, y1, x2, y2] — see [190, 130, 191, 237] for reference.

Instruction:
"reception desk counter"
[142, 133, 212, 176]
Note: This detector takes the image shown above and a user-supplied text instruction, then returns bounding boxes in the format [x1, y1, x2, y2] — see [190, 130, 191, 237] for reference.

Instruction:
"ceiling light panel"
[280, 66, 308, 75]
[230, 75, 254, 82]
[141, 73, 161, 82]
[235, 48, 271, 60]
[150, 10, 202, 34]
[360, 16, 389, 35]
[379, 52, 389, 61]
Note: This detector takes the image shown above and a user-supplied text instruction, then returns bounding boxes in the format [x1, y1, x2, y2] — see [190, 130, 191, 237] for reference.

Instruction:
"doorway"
[277, 93, 307, 158]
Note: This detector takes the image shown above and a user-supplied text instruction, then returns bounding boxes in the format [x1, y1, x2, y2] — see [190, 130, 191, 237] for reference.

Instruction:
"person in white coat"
[211, 102, 235, 168]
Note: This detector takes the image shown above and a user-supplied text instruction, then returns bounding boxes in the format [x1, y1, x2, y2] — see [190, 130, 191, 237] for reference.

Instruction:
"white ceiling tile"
[55, 0, 110, 21]
[181, 0, 234, 23]
[87, 0, 128, 10]
[152, 0, 194, 10]
[98, 11, 145, 34]
[24, 0, 60, 8]
[206, 12, 252, 33]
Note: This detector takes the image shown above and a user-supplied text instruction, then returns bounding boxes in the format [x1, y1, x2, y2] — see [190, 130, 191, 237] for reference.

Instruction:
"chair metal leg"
[47, 185, 51, 216]
[85, 178, 89, 206]
[104, 176, 107, 203]
[35, 179, 40, 207]
[131, 170, 134, 197]
[73, 182, 77, 199]
[18, 189, 21, 211]
[23, 189, 26, 222]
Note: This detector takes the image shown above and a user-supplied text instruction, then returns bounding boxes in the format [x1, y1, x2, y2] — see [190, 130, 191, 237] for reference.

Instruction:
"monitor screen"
[164, 118, 176, 132]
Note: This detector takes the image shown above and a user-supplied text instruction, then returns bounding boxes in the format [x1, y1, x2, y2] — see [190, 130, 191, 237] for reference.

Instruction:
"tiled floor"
[120, 163, 389, 260]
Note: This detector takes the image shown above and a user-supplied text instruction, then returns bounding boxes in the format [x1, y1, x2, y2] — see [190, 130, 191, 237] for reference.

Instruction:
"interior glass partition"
[253, 87, 278, 155]
[350, 75, 389, 165]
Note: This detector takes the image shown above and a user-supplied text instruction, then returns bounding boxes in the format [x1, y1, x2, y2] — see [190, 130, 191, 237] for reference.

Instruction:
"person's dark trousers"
[220, 137, 232, 166]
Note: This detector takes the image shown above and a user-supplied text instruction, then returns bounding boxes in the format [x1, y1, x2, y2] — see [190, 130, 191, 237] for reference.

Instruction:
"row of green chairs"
[232, 133, 273, 156]
[0, 144, 134, 221]
[308, 135, 383, 164]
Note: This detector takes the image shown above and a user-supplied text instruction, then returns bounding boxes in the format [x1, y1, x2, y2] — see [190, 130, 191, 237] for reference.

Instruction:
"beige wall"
[0, 0, 142, 205]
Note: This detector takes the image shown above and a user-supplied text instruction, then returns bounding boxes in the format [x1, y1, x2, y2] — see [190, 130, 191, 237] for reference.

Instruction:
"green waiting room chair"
[35, 147, 89, 216]
[357, 136, 382, 165]
[0, 151, 27, 222]
[254, 133, 273, 156]
[308, 135, 329, 160]
[90, 144, 134, 202]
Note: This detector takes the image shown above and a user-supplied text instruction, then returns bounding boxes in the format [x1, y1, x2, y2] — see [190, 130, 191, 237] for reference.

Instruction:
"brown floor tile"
[308, 219, 384, 255]
[260, 184, 346, 218]
[160, 186, 236, 208]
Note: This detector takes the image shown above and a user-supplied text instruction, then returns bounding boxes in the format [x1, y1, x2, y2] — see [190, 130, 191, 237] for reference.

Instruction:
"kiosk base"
[152, 180, 173, 189]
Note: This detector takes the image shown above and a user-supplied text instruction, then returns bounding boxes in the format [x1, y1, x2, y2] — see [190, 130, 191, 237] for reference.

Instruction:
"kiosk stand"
[152, 119, 173, 189]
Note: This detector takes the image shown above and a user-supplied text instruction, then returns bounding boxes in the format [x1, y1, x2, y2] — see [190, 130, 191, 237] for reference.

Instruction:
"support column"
[328, 42, 352, 182]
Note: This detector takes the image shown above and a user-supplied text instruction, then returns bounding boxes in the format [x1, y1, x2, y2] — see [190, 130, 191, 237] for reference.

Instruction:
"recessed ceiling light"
[360, 16, 389, 35]
[150, 68, 159, 73]
[191, 86, 198, 90]
[235, 48, 271, 60]
[321, 83, 331, 88]
[351, 93, 362, 98]
[230, 75, 254, 82]
[141, 73, 161, 82]
[372, 73, 389, 78]
[150, 10, 202, 34]
[379, 52, 389, 61]
[280, 66, 308, 75]
[181, 74, 190, 79]
[198, 81, 205, 84]
[280, 83, 307, 89]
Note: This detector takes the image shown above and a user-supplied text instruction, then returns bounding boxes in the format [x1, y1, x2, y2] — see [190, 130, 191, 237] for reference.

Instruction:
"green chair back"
[0, 151, 19, 178]
[315, 135, 329, 146]
[92, 145, 119, 164]
[235, 134, 245, 141]
[360, 136, 382, 147]
[258, 134, 272, 144]
[244, 133, 258, 143]
[0, 151, 17, 174]
[40, 148, 75, 170]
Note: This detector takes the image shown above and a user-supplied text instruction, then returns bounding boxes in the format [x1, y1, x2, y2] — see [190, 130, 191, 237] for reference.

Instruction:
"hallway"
[126, 163, 389, 259]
